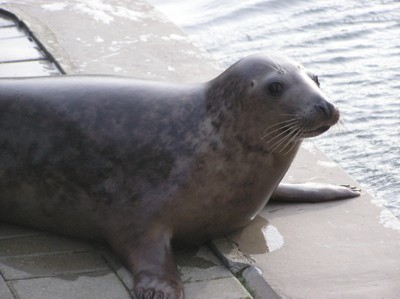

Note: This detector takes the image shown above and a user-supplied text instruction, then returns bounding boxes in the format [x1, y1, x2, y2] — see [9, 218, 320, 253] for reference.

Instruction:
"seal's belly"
[169, 154, 285, 245]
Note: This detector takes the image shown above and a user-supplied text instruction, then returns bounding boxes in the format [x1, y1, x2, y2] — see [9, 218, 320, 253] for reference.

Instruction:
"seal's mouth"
[301, 125, 331, 138]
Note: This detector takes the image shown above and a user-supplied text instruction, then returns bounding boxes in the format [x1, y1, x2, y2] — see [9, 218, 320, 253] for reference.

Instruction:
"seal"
[0, 53, 360, 299]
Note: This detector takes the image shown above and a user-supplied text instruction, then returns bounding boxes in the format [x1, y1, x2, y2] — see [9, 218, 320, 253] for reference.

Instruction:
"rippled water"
[149, 0, 400, 217]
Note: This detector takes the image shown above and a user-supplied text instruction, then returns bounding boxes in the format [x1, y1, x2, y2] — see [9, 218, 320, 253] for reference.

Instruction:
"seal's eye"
[313, 75, 320, 88]
[268, 82, 284, 96]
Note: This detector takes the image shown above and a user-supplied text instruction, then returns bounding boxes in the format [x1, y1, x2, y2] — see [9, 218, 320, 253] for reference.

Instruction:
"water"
[148, 0, 400, 218]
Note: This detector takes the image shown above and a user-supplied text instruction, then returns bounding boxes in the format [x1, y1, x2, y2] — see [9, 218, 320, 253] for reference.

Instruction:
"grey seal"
[0, 53, 360, 299]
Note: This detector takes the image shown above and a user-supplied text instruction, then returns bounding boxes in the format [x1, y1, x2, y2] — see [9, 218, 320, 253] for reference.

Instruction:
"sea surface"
[148, 0, 400, 218]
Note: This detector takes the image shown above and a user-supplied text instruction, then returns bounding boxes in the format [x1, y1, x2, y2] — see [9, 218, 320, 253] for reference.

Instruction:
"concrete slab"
[0, 251, 108, 280]
[0, 36, 44, 62]
[0, 276, 13, 299]
[0, 26, 24, 39]
[0, 14, 14, 27]
[0, 60, 60, 77]
[178, 248, 253, 298]
[184, 277, 251, 299]
[0, 235, 93, 258]
[0, 224, 42, 239]
[3, 0, 219, 81]
[0, 11, 60, 78]
[10, 271, 132, 299]
[213, 145, 400, 298]
[176, 247, 233, 284]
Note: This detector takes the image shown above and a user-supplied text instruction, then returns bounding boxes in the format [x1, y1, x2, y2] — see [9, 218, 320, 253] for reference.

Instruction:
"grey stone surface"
[0, 60, 60, 77]
[0, 13, 14, 27]
[100, 248, 134, 291]
[0, 37, 44, 62]
[0, 275, 13, 299]
[218, 145, 400, 299]
[0, 251, 108, 280]
[184, 277, 252, 299]
[177, 247, 234, 284]
[4, 0, 219, 82]
[0, 26, 24, 39]
[0, 11, 60, 77]
[0, 224, 42, 239]
[179, 247, 253, 298]
[11, 271, 133, 299]
[0, 235, 93, 258]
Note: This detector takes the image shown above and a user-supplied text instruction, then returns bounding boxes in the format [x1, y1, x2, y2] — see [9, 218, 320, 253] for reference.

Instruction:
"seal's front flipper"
[271, 182, 361, 203]
[108, 226, 183, 299]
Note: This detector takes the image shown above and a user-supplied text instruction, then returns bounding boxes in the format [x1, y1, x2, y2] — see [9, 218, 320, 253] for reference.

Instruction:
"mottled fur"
[0, 54, 359, 299]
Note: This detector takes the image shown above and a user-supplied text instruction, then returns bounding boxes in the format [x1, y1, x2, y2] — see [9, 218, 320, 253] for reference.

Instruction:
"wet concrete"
[213, 145, 400, 298]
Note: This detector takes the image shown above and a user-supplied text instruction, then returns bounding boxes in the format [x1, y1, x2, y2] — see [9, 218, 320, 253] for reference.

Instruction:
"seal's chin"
[301, 125, 331, 138]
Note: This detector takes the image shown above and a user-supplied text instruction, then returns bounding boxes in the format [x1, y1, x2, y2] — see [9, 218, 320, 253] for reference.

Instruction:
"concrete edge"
[208, 237, 253, 275]
[242, 266, 281, 299]
[209, 238, 282, 299]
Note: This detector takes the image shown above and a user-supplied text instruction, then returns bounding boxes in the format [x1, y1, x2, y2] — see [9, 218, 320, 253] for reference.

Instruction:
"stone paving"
[0, 224, 251, 299]
[0, 11, 60, 76]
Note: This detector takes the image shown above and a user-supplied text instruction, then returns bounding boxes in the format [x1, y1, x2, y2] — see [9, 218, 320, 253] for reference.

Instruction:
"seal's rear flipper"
[271, 183, 361, 203]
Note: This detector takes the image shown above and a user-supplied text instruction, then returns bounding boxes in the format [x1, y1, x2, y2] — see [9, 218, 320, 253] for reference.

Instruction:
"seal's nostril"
[315, 102, 332, 118]
[317, 104, 328, 117]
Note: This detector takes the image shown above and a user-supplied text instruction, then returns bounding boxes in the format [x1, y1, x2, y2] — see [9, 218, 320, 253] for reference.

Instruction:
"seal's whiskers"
[261, 119, 300, 140]
[262, 118, 299, 131]
[328, 119, 345, 138]
[269, 130, 297, 154]
[280, 113, 299, 117]
[268, 124, 301, 154]
[266, 55, 287, 74]
[263, 122, 299, 144]
[282, 129, 304, 155]
[264, 63, 283, 73]
[336, 119, 347, 132]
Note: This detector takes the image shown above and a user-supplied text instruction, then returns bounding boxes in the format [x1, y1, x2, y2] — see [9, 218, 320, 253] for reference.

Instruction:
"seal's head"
[207, 53, 339, 153]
